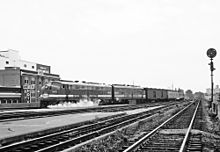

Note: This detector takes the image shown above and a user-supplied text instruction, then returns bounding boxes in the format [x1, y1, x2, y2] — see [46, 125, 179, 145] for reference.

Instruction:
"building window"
[7, 100, 12, 104]
[6, 61, 9, 64]
[153, 91, 156, 98]
[24, 79, 29, 84]
[32, 66, 35, 69]
[31, 92, 35, 97]
[31, 77, 35, 84]
[38, 78, 42, 84]
[24, 64, 27, 67]
[2, 99, 6, 104]
[24, 77, 29, 84]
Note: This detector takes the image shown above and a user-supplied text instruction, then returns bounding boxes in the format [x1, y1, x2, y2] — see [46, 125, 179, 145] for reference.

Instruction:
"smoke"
[47, 99, 100, 109]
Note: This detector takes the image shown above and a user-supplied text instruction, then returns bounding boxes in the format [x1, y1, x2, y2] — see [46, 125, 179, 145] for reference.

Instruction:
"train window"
[63, 85, 65, 88]
[24, 64, 27, 67]
[32, 66, 35, 69]
[51, 82, 58, 87]
[6, 61, 9, 64]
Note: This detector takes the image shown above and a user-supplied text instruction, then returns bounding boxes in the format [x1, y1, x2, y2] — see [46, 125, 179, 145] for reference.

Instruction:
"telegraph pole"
[206, 48, 217, 108]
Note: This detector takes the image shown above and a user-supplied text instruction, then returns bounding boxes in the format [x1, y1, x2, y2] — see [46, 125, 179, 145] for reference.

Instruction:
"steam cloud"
[47, 99, 100, 109]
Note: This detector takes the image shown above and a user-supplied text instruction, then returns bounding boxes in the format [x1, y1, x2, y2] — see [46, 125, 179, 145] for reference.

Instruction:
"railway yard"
[1, 2, 220, 152]
[0, 100, 219, 152]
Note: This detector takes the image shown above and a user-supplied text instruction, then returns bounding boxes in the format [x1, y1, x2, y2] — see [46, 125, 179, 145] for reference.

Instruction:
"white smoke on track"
[47, 99, 100, 109]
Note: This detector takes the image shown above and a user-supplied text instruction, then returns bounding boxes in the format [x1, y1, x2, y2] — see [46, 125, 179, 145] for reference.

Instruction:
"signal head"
[207, 48, 217, 59]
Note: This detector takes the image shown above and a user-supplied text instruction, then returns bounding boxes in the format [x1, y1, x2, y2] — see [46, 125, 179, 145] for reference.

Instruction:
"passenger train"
[40, 80, 184, 107]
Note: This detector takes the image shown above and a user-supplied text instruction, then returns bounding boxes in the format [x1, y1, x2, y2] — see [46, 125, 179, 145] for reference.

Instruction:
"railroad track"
[0, 102, 170, 122]
[183, 100, 203, 152]
[0, 104, 176, 152]
[121, 101, 201, 152]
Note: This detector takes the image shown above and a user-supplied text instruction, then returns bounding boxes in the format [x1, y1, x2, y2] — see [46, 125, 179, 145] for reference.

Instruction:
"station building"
[0, 50, 60, 108]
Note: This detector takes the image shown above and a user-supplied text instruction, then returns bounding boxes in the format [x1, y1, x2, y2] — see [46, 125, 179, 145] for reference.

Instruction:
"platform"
[0, 106, 161, 141]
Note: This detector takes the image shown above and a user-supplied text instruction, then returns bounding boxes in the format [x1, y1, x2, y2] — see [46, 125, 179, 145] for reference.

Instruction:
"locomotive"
[40, 80, 184, 107]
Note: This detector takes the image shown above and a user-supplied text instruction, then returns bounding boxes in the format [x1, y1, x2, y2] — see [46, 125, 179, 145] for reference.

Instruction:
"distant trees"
[194, 92, 205, 100]
[185, 89, 193, 94]
[184, 90, 205, 101]
[185, 89, 194, 101]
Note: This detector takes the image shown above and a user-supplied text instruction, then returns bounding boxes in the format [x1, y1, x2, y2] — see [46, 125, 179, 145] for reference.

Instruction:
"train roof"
[51, 80, 112, 87]
[112, 84, 142, 89]
[49, 81, 184, 91]
[144, 87, 166, 90]
[143, 88, 182, 92]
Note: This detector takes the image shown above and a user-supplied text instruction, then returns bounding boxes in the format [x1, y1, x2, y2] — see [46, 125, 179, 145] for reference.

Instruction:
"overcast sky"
[1, 0, 220, 92]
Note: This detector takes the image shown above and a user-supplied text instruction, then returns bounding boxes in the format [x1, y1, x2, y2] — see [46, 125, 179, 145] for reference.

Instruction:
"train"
[40, 80, 184, 107]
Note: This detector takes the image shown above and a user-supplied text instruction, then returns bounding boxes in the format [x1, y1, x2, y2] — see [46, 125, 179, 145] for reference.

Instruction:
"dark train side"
[40, 80, 184, 108]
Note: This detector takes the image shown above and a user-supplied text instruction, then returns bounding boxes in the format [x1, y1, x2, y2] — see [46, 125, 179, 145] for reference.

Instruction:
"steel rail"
[0, 113, 125, 151]
[123, 101, 195, 152]
[18, 109, 158, 152]
[0, 104, 151, 122]
[0, 104, 168, 152]
[179, 100, 200, 152]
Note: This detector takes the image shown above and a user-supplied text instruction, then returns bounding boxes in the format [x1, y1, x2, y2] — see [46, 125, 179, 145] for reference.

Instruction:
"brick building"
[0, 50, 60, 108]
